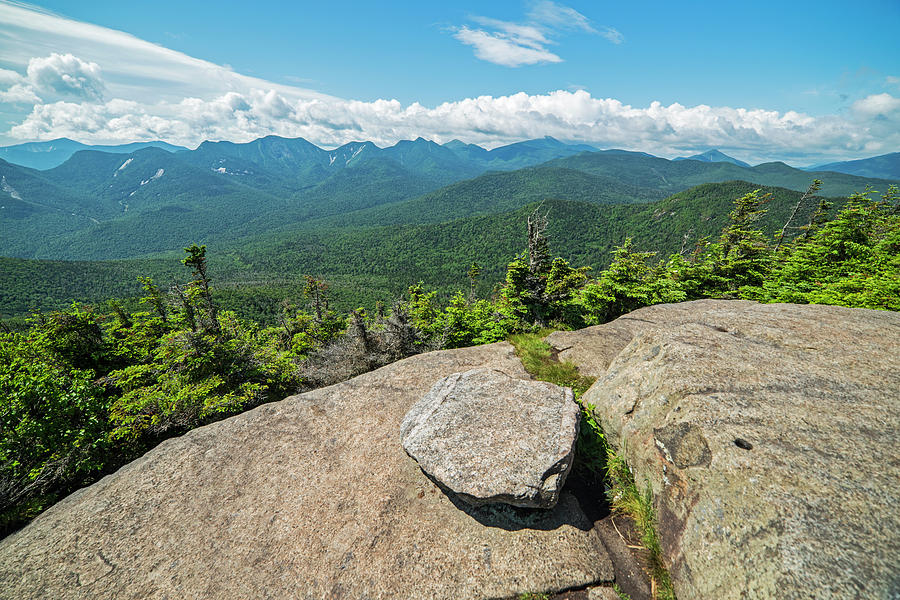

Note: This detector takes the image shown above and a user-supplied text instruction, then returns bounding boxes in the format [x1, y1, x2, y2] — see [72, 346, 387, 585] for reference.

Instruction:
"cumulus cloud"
[0, 68, 22, 86]
[0, 0, 328, 106]
[853, 92, 900, 116]
[0, 83, 40, 104]
[453, 2, 617, 67]
[9, 89, 900, 164]
[0, 67, 32, 103]
[0, 52, 104, 103]
[25, 53, 104, 100]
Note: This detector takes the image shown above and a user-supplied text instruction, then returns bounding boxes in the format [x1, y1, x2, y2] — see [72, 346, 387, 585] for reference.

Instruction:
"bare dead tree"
[527, 206, 550, 274]
[678, 228, 695, 257]
[774, 179, 822, 252]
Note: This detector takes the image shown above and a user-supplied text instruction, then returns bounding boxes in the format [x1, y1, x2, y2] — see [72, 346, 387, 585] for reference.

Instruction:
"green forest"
[1, 183, 898, 535]
[0, 180, 848, 322]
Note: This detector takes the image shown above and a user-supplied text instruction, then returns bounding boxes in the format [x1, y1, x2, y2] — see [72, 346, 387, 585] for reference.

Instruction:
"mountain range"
[2, 135, 897, 261]
[5, 136, 898, 181]
[0, 139, 188, 170]
[1, 134, 897, 318]
[807, 152, 900, 180]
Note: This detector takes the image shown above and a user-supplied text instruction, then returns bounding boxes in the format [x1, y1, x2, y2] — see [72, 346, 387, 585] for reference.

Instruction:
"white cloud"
[0, 0, 329, 105]
[527, 1, 597, 33]
[453, 26, 562, 67]
[0, 83, 40, 104]
[0, 51, 105, 103]
[26, 53, 105, 100]
[470, 17, 553, 47]
[9, 89, 900, 164]
[0, 68, 22, 86]
[599, 27, 624, 45]
[853, 92, 900, 116]
[453, 2, 614, 67]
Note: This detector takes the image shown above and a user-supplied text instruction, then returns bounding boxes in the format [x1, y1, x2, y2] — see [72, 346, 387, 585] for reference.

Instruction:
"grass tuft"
[508, 331, 595, 396]
[606, 446, 675, 600]
[613, 583, 633, 600]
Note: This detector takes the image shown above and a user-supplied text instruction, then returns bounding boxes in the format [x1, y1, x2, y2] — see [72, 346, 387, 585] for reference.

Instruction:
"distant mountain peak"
[529, 136, 564, 147]
[674, 149, 750, 168]
[806, 152, 900, 180]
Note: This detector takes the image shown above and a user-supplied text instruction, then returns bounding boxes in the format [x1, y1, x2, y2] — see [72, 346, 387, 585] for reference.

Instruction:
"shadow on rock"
[424, 470, 593, 532]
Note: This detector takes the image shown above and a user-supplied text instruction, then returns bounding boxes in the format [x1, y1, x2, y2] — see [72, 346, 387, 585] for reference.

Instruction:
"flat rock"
[401, 368, 579, 508]
[580, 300, 900, 599]
[545, 299, 761, 377]
[0, 342, 614, 600]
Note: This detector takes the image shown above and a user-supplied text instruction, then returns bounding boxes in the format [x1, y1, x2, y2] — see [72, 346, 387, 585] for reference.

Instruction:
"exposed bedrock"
[568, 300, 900, 600]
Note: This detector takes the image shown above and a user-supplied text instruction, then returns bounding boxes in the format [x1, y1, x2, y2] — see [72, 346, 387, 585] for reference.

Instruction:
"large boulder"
[0, 342, 614, 600]
[576, 301, 900, 599]
[401, 368, 580, 508]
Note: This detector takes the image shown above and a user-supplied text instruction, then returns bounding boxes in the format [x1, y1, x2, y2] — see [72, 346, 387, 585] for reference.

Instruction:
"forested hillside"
[544, 150, 895, 197]
[1, 180, 837, 321]
[308, 166, 668, 229]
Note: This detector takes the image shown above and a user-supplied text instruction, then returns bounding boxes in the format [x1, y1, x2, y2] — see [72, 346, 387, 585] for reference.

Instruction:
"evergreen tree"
[666, 190, 774, 299]
[578, 239, 685, 324]
[182, 245, 220, 337]
[759, 187, 899, 309]
[717, 190, 773, 294]
[501, 208, 589, 326]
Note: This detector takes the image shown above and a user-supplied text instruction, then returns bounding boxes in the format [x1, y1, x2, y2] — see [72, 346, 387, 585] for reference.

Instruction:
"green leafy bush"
[0, 320, 111, 531]
[107, 313, 299, 442]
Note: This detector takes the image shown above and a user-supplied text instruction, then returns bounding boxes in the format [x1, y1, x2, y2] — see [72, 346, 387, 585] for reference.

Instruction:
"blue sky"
[1, 0, 898, 164]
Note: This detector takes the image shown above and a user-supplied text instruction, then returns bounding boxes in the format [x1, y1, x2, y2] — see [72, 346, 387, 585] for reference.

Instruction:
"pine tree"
[182, 245, 220, 337]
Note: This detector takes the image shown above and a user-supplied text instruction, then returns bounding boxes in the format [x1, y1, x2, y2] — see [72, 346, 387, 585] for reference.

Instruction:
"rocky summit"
[1, 299, 898, 600]
[401, 367, 580, 508]
[0, 342, 613, 600]
[565, 300, 900, 600]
